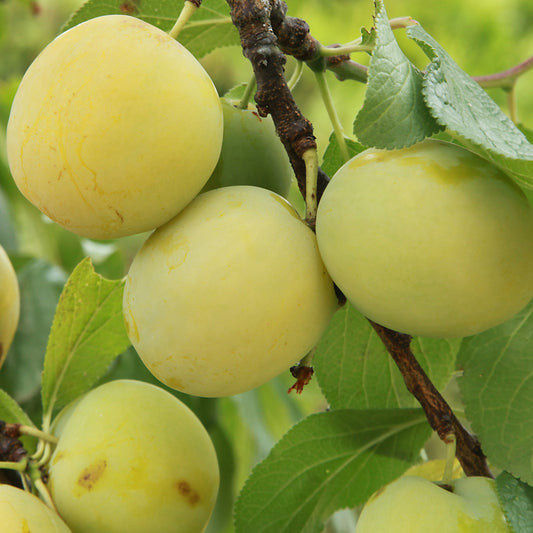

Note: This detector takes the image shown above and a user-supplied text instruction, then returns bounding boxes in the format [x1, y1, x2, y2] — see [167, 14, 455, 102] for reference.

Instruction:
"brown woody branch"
[226, 0, 329, 204]
[227, 0, 492, 478]
[370, 322, 492, 478]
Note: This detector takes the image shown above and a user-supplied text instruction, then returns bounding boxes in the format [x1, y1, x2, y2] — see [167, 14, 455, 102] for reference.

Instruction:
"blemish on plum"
[77, 459, 107, 491]
[175, 480, 200, 506]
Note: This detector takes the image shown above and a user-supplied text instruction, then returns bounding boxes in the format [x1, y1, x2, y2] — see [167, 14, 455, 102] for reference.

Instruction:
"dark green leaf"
[62, 0, 237, 59]
[0, 259, 66, 408]
[234, 408, 431, 533]
[496, 471, 533, 533]
[407, 24, 533, 189]
[320, 132, 365, 178]
[0, 389, 37, 453]
[457, 300, 533, 484]
[353, 2, 441, 148]
[0, 389, 35, 427]
[41, 258, 130, 421]
[177, 0, 239, 59]
[314, 304, 459, 409]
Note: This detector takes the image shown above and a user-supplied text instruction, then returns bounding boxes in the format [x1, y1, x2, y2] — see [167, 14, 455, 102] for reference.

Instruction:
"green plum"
[0, 484, 72, 532]
[316, 139, 533, 338]
[7, 15, 223, 239]
[201, 99, 293, 197]
[355, 475, 511, 532]
[48, 380, 219, 533]
[123, 185, 338, 397]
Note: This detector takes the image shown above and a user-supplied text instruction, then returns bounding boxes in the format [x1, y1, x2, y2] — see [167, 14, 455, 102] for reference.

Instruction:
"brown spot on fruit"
[175, 480, 200, 506]
[77, 459, 107, 491]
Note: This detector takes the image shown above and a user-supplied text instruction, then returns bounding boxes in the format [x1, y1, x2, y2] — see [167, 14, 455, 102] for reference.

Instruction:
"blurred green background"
[1, 0, 532, 153]
[0, 1, 531, 532]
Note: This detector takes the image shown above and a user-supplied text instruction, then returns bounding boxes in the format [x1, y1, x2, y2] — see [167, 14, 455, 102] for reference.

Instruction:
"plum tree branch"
[227, 0, 494, 479]
[369, 321, 493, 478]
[226, 0, 330, 214]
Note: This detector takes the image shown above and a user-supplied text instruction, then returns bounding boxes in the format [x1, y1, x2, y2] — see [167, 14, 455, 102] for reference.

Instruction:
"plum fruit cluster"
[4, 10, 533, 532]
[48, 380, 219, 533]
[0, 244, 20, 369]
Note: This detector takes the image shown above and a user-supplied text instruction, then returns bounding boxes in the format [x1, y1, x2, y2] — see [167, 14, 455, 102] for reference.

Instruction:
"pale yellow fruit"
[316, 139, 533, 338]
[48, 380, 219, 533]
[403, 459, 463, 482]
[355, 476, 510, 532]
[0, 244, 20, 368]
[7, 15, 223, 239]
[123, 185, 338, 397]
[0, 484, 72, 532]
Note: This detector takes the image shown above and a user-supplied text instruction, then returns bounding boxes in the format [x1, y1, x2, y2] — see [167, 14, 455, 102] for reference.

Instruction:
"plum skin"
[316, 139, 533, 338]
[123, 185, 338, 397]
[0, 484, 72, 532]
[48, 380, 219, 533]
[355, 475, 510, 532]
[7, 15, 223, 240]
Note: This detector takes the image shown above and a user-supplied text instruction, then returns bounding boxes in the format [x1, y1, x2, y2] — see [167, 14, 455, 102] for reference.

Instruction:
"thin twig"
[369, 321, 493, 478]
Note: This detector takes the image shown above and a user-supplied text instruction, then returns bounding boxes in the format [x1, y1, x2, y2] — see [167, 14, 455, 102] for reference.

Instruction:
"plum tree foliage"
[0, 0, 533, 532]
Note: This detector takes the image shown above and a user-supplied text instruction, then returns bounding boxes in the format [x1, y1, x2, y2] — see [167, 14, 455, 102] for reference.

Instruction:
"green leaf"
[0, 389, 37, 453]
[457, 300, 533, 484]
[320, 132, 365, 178]
[0, 389, 35, 427]
[353, 2, 442, 148]
[41, 258, 130, 421]
[234, 408, 431, 533]
[0, 259, 66, 410]
[496, 471, 533, 533]
[0, 185, 17, 251]
[407, 24, 533, 189]
[62, 0, 237, 59]
[177, 0, 239, 59]
[314, 304, 459, 409]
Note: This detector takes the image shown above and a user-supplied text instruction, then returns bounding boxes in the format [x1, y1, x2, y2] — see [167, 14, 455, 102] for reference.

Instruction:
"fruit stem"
[319, 42, 374, 56]
[34, 477, 59, 513]
[168, 0, 199, 40]
[302, 148, 318, 224]
[238, 74, 257, 109]
[507, 85, 519, 124]
[35, 442, 54, 468]
[314, 70, 350, 163]
[442, 433, 457, 485]
[0, 458, 28, 472]
[18, 425, 58, 445]
[287, 61, 304, 91]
